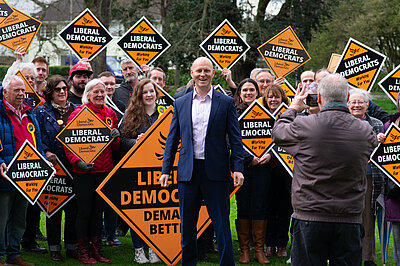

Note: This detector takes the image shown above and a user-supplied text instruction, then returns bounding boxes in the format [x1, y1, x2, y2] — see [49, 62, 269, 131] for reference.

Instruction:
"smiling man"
[0, 75, 48, 266]
[113, 58, 139, 108]
[161, 57, 244, 266]
[68, 63, 93, 105]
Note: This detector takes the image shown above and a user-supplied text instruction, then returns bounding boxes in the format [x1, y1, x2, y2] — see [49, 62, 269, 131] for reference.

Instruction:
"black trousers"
[291, 219, 363, 266]
[46, 199, 77, 251]
[74, 172, 107, 239]
[21, 204, 41, 246]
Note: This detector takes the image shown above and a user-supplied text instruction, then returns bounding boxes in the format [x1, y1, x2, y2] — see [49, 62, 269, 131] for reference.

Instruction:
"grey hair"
[250, 68, 262, 79]
[318, 73, 349, 103]
[4, 62, 38, 85]
[82, 79, 108, 105]
[254, 68, 275, 81]
[349, 88, 371, 102]
[120, 58, 135, 68]
[3, 75, 24, 91]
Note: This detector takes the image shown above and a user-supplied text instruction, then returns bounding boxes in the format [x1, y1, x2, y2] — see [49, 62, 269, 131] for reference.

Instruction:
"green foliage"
[49, 66, 70, 79]
[307, 0, 400, 71]
[0, 66, 8, 81]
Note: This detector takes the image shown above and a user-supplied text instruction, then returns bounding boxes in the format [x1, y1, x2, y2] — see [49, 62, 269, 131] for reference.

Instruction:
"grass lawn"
[20, 94, 398, 265]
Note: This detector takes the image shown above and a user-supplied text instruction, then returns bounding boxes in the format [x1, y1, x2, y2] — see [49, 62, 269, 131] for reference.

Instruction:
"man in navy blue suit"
[161, 57, 244, 265]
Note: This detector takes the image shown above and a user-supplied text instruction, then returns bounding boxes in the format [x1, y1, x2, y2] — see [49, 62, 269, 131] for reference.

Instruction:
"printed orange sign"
[334, 38, 386, 91]
[154, 81, 174, 110]
[281, 81, 295, 104]
[378, 64, 400, 106]
[214, 84, 228, 95]
[14, 70, 41, 110]
[56, 106, 112, 163]
[117, 17, 171, 70]
[0, 0, 13, 25]
[200, 19, 250, 70]
[97, 107, 236, 265]
[4, 140, 55, 205]
[258, 26, 310, 78]
[58, 9, 112, 60]
[0, 6, 41, 52]
[37, 157, 75, 218]
[238, 100, 275, 158]
[371, 123, 400, 187]
[327, 53, 341, 73]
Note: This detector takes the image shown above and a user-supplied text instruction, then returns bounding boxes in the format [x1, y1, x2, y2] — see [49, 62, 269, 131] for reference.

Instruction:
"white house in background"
[2, 0, 162, 67]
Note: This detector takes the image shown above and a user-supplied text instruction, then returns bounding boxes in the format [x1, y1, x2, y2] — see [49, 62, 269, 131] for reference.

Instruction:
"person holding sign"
[233, 78, 271, 264]
[261, 85, 292, 259]
[347, 88, 384, 266]
[119, 78, 161, 264]
[377, 92, 400, 266]
[272, 74, 378, 265]
[160, 57, 244, 266]
[65, 79, 120, 264]
[0, 75, 48, 266]
[34, 75, 78, 262]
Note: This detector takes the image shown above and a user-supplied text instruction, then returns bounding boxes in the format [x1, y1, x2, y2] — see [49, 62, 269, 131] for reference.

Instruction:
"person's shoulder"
[175, 90, 192, 105]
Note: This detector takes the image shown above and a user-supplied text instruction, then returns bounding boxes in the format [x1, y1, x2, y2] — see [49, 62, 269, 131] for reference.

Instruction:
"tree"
[306, 0, 400, 71]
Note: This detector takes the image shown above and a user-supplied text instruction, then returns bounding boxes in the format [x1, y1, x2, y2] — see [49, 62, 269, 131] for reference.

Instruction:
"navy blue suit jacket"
[162, 89, 244, 181]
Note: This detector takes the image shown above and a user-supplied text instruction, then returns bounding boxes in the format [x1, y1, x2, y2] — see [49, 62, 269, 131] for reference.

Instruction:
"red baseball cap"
[69, 63, 93, 78]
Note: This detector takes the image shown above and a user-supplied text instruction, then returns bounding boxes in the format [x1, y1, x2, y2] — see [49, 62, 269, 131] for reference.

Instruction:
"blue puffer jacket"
[33, 101, 76, 162]
[0, 98, 47, 191]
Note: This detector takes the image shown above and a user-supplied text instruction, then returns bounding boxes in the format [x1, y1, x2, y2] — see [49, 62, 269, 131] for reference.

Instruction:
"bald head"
[300, 70, 315, 88]
[191, 57, 215, 93]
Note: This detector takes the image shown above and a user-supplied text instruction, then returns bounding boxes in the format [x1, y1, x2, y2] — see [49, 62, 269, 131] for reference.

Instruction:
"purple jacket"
[383, 112, 400, 221]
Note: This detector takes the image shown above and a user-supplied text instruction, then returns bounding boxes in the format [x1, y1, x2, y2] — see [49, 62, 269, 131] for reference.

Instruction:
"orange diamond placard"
[97, 107, 237, 265]
[154, 81, 174, 110]
[371, 123, 400, 187]
[214, 84, 228, 95]
[334, 38, 386, 91]
[258, 26, 310, 78]
[5, 140, 55, 205]
[271, 145, 294, 177]
[281, 81, 295, 104]
[0, 0, 13, 25]
[15, 70, 42, 110]
[200, 19, 250, 70]
[56, 106, 112, 163]
[117, 16, 171, 70]
[37, 157, 75, 218]
[378, 64, 400, 106]
[327, 53, 341, 73]
[238, 100, 275, 158]
[0, 6, 41, 53]
[58, 8, 112, 60]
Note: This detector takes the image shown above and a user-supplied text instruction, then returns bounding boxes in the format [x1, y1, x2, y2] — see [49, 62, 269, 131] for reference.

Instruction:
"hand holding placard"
[0, 162, 7, 179]
[77, 162, 93, 172]
[110, 128, 120, 139]
[160, 174, 170, 187]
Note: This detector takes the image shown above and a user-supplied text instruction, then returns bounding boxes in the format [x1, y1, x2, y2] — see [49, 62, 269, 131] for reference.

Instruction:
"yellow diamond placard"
[56, 106, 112, 163]
[378, 64, 400, 106]
[371, 123, 400, 188]
[58, 8, 113, 60]
[334, 38, 386, 91]
[258, 26, 310, 78]
[0, 6, 41, 53]
[117, 16, 171, 70]
[5, 140, 55, 205]
[200, 19, 250, 70]
[238, 100, 275, 158]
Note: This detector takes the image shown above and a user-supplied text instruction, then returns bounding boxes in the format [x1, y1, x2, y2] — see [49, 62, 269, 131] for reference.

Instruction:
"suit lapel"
[206, 89, 220, 135]
[185, 91, 194, 139]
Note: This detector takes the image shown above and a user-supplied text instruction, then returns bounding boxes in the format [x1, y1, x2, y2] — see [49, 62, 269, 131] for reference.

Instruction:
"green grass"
[19, 196, 395, 265]
[20, 95, 398, 265]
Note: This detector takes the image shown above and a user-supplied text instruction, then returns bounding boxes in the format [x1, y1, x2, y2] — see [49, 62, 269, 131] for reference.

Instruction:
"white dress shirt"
[192, 87, 213, 159]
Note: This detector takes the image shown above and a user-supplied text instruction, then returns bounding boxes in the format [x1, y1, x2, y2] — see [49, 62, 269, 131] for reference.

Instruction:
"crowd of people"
[0, 47, 397, 266]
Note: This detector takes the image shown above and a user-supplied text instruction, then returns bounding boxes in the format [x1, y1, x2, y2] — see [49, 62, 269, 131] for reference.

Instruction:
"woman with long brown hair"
[119, 78, 161, 264]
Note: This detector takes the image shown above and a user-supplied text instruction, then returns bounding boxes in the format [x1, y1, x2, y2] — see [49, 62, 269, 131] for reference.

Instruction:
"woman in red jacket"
[65, 79, 120, 264]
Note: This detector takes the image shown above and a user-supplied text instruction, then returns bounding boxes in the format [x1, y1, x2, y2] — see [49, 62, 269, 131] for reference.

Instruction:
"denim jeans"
[291, 218, 363, 266]
[0, 191, 28, 260]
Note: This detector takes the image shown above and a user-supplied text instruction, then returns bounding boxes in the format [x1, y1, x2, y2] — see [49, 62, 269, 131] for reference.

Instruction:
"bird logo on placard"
[82, 17, 93, 26]
[221, 28, 232, 36]
[138, 25, 149, 33]
[155, 132, 180, 160]
[23, 150, 34, 160]
[251, 110, 263, 119]
[349, 48, 360, 57]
